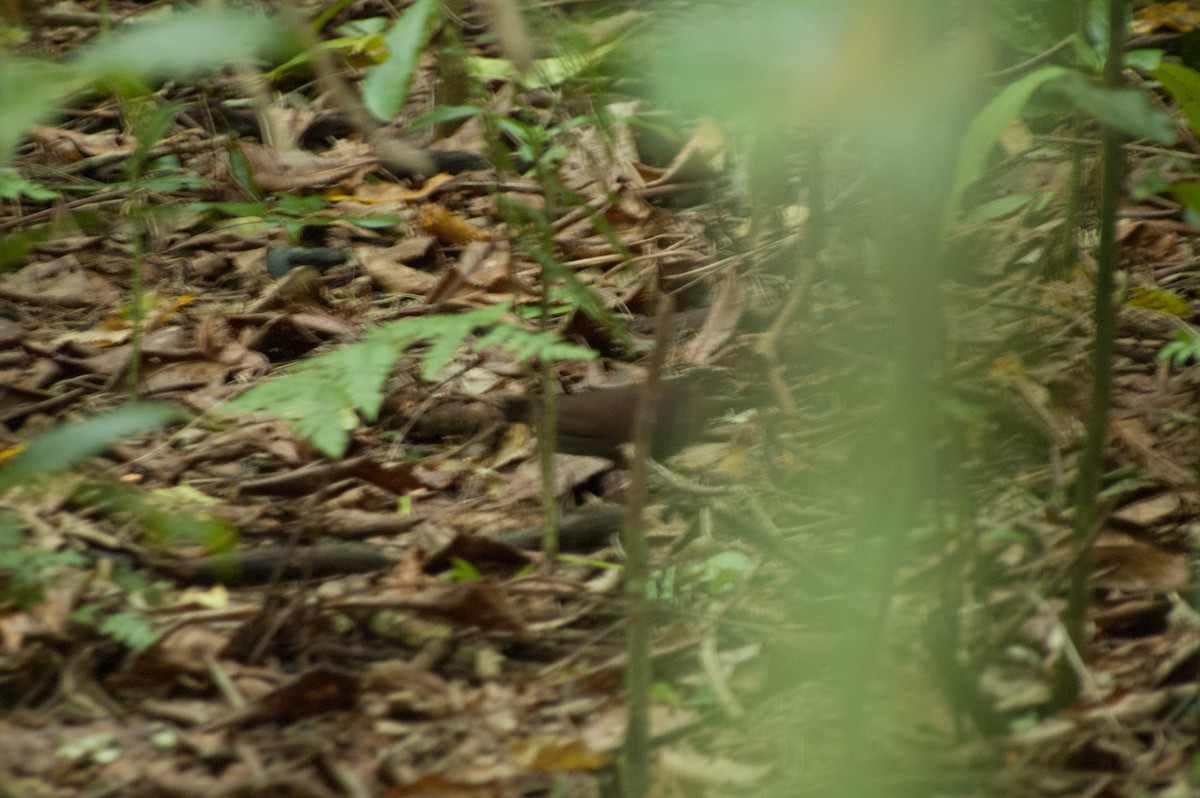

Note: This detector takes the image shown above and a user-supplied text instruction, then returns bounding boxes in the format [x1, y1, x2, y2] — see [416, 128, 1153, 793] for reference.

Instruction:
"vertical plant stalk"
[486, 112, 566, 557]
[621, 294, 673, 798]
[1054, 0, 1128, 707]
[536, 297, 559, 559]
[1057, 115, 1085, 278]
[120, 97, 178, 396]
[756, 140, 824, 414]
[125, 198, 145, 395]
[436, 0, 470, 138]
[536, 160, 560, 558]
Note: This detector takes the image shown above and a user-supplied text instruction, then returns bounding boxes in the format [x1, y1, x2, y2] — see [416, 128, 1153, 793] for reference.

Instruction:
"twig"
[621, 293, 673, 798]
[989, 36, 1073, 80]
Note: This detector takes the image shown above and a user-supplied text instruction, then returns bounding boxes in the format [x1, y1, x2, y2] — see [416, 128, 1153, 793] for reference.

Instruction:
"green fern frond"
[223, 303, 595, 457]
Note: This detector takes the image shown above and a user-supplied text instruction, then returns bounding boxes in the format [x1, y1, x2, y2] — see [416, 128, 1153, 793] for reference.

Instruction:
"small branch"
[621, 293, 673, 798]
[988, 36, 1073, 80]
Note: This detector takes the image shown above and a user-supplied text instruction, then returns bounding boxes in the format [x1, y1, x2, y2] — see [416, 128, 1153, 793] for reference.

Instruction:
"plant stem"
[436, 0, 470, 139]
[1054, 0, 1127, 708]
[620, 293, 673, 798]
[537, 159, 559, 559]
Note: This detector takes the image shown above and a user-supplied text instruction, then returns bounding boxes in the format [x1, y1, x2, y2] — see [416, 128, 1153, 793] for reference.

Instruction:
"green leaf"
[266, 32, 387, 81]
[76, 7, 293, 86]
[465, 39, 622, 90]
[227, 142, 261, 199]
[650, 681, 679, 705]
[475, 325, 595, 363]
[1049, 72, 1176, 144]
[226, 338, 401, 458]
[189, 200, 268, 217]
[941, 65, 1068, 238]
[98, 611, 159, 650]
[445, 557, 483, 582]
[691, 551, 751, 594]
[1157, 329, 1200, 367]
[342, 214, 402, 229]
[963, 193, 1037, 222]
[0, 168, 58, 201]
[361, 0, 440, 122]
[652, 4, 848, 124]
[0, 225, 58, 271]
[224, 303, 595, 457]
[1125, 49, 1163, 71]
[1154, 62, 1200, 139]
[409, 105, 484, 132]
[137, 172, 216, 193]
[1132, 170, 1171, 201]
[274, 193, 328, 216]
[0, 403, 183, 494]
[1169, 181, 1200, 214]
[75, 482, 237, 551]
[127, 101, 185, 179]
[1069, 31, 1103, 72]
[0, 59, 82, 164]
[0, 514, 88, 609]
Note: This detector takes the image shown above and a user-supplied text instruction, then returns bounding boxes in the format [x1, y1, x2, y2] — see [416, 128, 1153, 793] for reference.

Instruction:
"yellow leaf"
[1126, 285, 1193, 318]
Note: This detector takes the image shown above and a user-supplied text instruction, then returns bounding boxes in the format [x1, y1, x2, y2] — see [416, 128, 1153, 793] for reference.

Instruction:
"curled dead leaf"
[420, 203, 492, 245]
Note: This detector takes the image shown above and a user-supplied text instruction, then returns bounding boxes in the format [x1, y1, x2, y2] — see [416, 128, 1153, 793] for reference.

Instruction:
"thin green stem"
[620, 294, 673, 798]
[1053, 0, 1128, 708]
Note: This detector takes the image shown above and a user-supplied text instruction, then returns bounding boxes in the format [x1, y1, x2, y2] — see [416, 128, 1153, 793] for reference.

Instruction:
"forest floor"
[2, 3, 1200, 797]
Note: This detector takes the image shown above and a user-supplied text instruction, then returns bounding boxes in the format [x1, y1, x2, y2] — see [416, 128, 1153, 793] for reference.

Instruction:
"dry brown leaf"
[330, 174, 454, 204]
[195, 315, 269, 375]
[428, 241, 515, 304]
[79, 326, 192, 380]
[506, 453, 612, 502]
[1109, 417, 1194, 485]
[989, 354, 1083, 447]
[658, 745, 770, 788]
[558, 107, 642, 197]
[683, 272, 741, 365]
[646, 118, 727, 187]
[247, 265, 328, 312]
[216, 667, 362, 727]
[1134, 2, 1200, 33]
[0, 256, 120, 308]
[27, 125, 136, 160]
[141, 360, 230, 393]
[1092, 539, 1190, 593]
[359, 245, 440, 295]
[510, 736, 611, 771]
[1112, 492, 1196, 527]
[419, 203, 492, 244]
[106, 626, 228, 693]
[400, 578, 529, 633]
[239, 140, 377, 193]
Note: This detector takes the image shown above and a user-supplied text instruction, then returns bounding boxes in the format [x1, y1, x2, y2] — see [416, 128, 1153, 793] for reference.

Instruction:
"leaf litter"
[3, 3, 1200, 798]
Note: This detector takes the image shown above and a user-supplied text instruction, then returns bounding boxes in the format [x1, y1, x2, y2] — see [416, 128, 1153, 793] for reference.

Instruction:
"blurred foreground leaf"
[0, 403, 183, 494]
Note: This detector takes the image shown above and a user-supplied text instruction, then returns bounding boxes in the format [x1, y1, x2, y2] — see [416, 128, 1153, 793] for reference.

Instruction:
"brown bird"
[500, 369, 724, 461]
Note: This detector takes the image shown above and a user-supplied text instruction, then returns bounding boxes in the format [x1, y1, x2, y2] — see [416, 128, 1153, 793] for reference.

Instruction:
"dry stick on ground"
[1053, 0, 1128, 709]
[621, 293, 674, 798]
